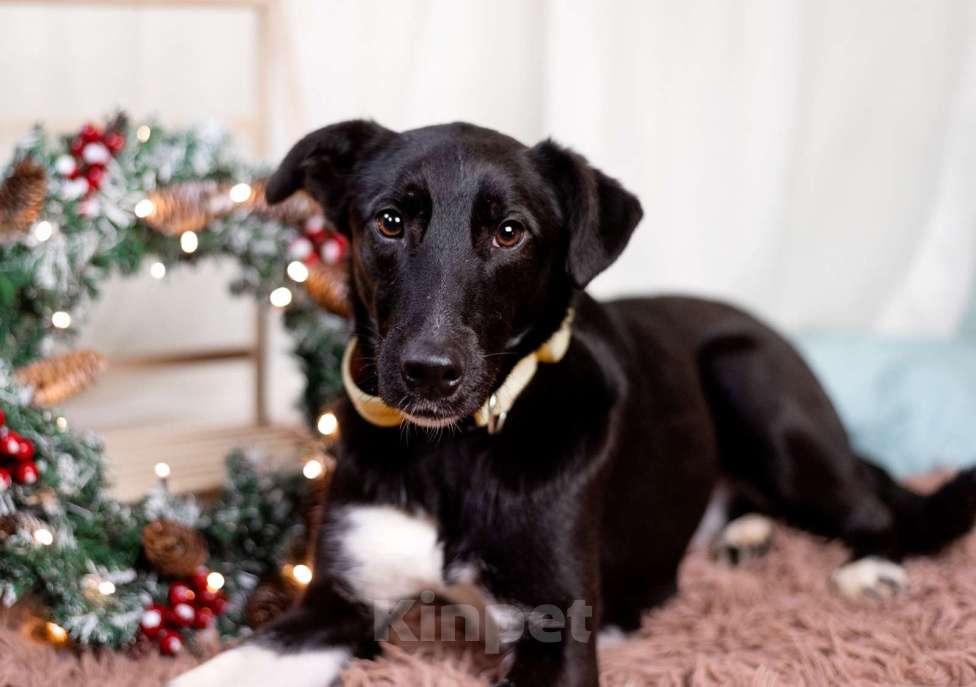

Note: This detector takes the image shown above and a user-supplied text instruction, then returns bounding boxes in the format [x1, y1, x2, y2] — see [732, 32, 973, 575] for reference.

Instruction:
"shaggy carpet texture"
[2, 474, 974, 687]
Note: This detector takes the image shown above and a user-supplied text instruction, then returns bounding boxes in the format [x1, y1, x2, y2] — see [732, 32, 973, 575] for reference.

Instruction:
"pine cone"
[142, 520, 208, 578]
[0, 513, 47, 541]
[0, 159, 47, 242]
[305, 262, 350, 317]
[141, 180, 224, 236]
[22, 487, 59, 515]
[245, 579, 298, 630]
[15, 351, 106, 407]
[246, 179, 321, 226]
[140, 177, 322, 236]
[0, 515, 20, 541]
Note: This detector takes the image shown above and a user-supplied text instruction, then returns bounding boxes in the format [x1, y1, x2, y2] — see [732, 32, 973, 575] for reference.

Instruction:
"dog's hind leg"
[712, 512, 775, 566]
[697, 333, 976, 598]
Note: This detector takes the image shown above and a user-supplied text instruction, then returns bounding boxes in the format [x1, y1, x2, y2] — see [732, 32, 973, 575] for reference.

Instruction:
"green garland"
[0, 114, 345, 648]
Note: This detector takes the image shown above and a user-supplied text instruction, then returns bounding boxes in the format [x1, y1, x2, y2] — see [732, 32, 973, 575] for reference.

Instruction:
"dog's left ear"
[266, 119, 395, 231]
[529, 140, 643, 289]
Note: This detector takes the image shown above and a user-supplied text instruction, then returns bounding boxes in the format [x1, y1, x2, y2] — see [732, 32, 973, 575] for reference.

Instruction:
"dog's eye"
[494, 220, 525, 249]
[375, 209, 404, 238]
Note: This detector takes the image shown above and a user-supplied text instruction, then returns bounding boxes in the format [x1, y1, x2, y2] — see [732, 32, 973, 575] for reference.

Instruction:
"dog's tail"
[860, 457, 976, 556]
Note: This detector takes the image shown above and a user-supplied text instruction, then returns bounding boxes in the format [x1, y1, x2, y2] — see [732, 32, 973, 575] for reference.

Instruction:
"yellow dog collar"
[342, 309, 574, 434]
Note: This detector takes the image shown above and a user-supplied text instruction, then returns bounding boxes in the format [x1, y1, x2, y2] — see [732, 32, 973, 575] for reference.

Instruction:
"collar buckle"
[486, 393, 508, 434]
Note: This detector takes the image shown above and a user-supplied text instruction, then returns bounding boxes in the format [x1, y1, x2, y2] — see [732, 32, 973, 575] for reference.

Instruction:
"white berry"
[141, 609, 162, 629]
[289, 238, 314, 260]
[55, 155, 77, 176]
[82, 142, 110, 165]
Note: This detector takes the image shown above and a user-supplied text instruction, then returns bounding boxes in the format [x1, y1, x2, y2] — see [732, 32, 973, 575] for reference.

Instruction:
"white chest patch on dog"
[336, 504, 445, 610]
[168, 644, 349, 687]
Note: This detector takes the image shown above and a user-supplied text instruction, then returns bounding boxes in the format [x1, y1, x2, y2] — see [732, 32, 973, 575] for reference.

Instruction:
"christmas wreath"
[0, 114, 346, 654]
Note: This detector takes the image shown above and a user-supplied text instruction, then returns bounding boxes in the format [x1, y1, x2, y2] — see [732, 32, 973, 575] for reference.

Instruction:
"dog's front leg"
[478, 529, 600, 687]
[496, 599, 599, 687]
[168, 577, 377, 687]
[170, 497, 447, 686]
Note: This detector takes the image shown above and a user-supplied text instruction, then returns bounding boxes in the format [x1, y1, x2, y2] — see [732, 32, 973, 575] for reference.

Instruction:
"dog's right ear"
[529, 140, 643, 289]
[265, 120, 394, 230]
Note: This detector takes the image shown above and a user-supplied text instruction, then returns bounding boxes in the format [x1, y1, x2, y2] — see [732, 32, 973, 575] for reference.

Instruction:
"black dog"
[173, 121, 976, 687]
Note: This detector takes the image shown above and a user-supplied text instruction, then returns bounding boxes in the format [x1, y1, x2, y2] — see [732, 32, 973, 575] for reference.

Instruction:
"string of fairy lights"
[30, 123, 318, 325]
[135, 175, 312, 309]
[147, 407, 339, 591]
[2, 114, 355, 648]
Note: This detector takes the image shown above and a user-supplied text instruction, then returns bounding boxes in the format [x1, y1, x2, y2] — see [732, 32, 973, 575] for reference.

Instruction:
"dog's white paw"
[168, 644, 349, 687]
[831, 556, 907, 599]
[712, 513, 774, 565]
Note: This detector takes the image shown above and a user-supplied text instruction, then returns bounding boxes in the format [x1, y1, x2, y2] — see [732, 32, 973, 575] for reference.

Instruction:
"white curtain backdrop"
[271, 0, 976, 337]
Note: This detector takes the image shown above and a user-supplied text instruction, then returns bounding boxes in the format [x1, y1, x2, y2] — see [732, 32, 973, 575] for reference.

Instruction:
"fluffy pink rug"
[3, 475, 975, 686]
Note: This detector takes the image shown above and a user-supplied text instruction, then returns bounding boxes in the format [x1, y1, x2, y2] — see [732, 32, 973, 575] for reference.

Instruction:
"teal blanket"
[796, 333, 976, 477]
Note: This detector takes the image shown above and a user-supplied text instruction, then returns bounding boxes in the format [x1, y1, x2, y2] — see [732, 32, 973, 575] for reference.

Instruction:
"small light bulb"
[286, 260, 310, 283]
[269, 286, 293, 308]
[206, 571, 225, 592]
[149, 261, 167, 279]
[292, 564, 313, 586]
[302, 459, 324, 480]
[229, 182, 252, 203]
[34, 528, 54, 546]
[136, 125, 152, 143]
[97, 580, 116, 596]
[317, 412, 338, 436]
[154, 462, 171, 479]
[51, 311, 71, 329]
[134, 198, 156, 218]
[56, 416, 68, 431]
[46, 622, 68, 644]
[180, 231, 199, 254]
[32, 220, 54, 242]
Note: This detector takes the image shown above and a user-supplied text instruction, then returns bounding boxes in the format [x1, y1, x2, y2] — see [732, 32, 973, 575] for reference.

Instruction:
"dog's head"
[267, 121, 642, 428]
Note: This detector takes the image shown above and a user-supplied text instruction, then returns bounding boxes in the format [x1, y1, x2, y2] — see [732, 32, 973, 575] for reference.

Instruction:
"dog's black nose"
[401, 345, 464, 399]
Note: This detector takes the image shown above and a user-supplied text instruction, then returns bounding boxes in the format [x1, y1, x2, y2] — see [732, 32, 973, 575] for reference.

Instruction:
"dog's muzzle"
[341, 309, 574, 434]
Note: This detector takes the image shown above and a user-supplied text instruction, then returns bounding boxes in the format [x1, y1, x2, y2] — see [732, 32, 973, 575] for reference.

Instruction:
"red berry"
[14, 462, 38, 485]
[80, 123, 101, 143]
[158, 629, 183, 655]
[1, 432, 21, 457]
[86, 166, 106, 189]
[208, 592, 227, 615]
[168, 583, 195, 606]
[190, 566, 210, 593]
[196, 588, 217, 606]
[104, 132, 125, 153]
[0, 468, 11, 491]
[192, 606, 215, 629]
[15, 437, 34, 462]
[305, 218, 326, 240]
[169, 602, 195, 627]
[140, 604, 166, 637]
[0, 408, 5, 426]
[213, 593, 227, 614]
[69, 138, 85, 156]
